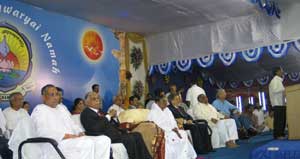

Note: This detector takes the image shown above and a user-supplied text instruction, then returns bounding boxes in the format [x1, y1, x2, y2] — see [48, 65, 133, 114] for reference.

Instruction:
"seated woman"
[71, 98, 85, 130]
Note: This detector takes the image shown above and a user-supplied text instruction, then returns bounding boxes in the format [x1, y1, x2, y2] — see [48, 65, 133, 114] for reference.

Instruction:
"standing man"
[92, 84, 103, 108]
[186, 79, 206, 109]
[92, 84, 100, 94]
[269, 67, 286, 140]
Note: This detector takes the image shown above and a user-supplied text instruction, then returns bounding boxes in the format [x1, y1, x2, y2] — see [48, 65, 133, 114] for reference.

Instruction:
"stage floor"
[251, 138, 300, 159]
[200, 132, 273, 159]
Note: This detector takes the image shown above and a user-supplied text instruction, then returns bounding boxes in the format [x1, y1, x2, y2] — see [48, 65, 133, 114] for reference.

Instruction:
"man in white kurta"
[108, 95, 125, 123]
[186, 82, 206, 110]
[31, 84, 111, 159]
[0, 108, 7, 136]
[268, 67, 286, 139]
[193, 94, 238, 148]
[148, 96, 197, 159]
[3, 92, 30, 135]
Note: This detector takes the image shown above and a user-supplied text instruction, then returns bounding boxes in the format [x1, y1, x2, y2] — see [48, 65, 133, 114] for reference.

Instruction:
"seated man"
[168, 93, 213, 154]
[212, 89, 239, 118]
[22, 101, 30, 113]
[253, 105, 268, 132]
[212, 89, 250, 138]
[241, 105, 258, 136]
[31, 84, 111, 159]
[0, 100, 12, 159]
[108, 95, 125, 124]
[194, 94, 239, 148]
[128, 95, 140, 109]
[80, 91, 151, 159]
[3, 92, 30, 135]
[148, 96, 197, 159]
[265, 110, 274, 131]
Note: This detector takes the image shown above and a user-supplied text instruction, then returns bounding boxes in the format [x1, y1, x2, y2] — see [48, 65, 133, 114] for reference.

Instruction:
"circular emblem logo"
[81, 30, 104, 61]
[0, 22, 32, 92]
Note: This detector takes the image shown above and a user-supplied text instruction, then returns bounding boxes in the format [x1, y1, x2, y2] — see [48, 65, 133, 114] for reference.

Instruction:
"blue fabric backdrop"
[0, 0, 120, 112]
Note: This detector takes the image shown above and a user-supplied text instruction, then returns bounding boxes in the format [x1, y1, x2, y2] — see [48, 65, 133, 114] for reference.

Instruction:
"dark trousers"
[273, 106, 286, 138]
[0, 136, 12, 159]
[110, 132, 152, 159]
[184, 123, 213, 154]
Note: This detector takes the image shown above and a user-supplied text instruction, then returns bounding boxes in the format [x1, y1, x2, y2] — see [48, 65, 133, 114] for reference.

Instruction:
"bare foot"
[226, 141, 239, 148]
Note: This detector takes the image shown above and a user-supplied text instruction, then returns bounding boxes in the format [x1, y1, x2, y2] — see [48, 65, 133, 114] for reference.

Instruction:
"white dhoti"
[29, 104, 112, 159]
[211, 119, 238, 148]
[148, 103, 197, 159]
[165, 130, 197, 159]
[52, 136, 111, 159]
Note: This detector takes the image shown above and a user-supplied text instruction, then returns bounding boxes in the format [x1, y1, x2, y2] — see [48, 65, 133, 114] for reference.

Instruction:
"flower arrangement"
[130, 46, 143, 70]
[132, 80, 144, 98]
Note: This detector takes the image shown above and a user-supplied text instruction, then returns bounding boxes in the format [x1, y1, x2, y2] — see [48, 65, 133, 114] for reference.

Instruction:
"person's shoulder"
[109, 104, 119, 109]
[81, 107, 94, 115]
[167, 105, 175, 110]
[31, 104, 46, 112]
[20, 108, 28, 113]
[3, 107, 11, 113]
[31, 104, 48, 117]
[212, 99, 219, 104]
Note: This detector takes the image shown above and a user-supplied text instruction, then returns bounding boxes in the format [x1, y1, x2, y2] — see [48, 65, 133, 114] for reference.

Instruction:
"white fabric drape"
[146, 12, 286, 65]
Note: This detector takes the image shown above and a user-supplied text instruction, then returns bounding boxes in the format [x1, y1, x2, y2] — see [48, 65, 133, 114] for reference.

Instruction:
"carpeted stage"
[198, 132, 300, 159]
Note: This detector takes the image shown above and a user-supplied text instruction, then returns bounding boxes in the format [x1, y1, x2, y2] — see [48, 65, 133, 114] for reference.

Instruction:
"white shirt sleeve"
[269, 78, 285, 94]
[105, 115, 111, 121]
[186, 89, 191, 101]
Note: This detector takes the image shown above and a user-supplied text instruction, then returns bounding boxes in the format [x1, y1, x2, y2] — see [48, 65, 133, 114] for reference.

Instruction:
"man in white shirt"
[108, 95, 125, 124]
[31, 84, 111, 159]
[166, 84, 182, 100]
[108, 95, 125, 116]
[3, 92, 30, 134]
[193, 94, 239, 148]
[268, 67, 286, 139]
[186, 80, 206, 109]
[148, 96, 197, 159]
[0, 99, 12, 159]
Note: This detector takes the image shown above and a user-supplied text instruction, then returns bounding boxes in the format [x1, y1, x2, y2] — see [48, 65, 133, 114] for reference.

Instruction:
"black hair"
[154, 88, 164, 97]
[23, 101, 29, 106]
[92, 84, 99, 90]
[168, 93, 179, 103]
[73, 98, 83, 111]
[272, 66, 282, 76]
[129, 95, 140, 102]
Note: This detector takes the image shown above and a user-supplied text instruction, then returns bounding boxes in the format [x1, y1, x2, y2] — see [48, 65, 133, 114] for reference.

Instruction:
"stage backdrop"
[0, 0, 120, 112]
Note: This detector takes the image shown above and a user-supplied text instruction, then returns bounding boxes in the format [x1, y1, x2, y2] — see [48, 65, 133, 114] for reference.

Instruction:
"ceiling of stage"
[17, 0, 297, 34]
